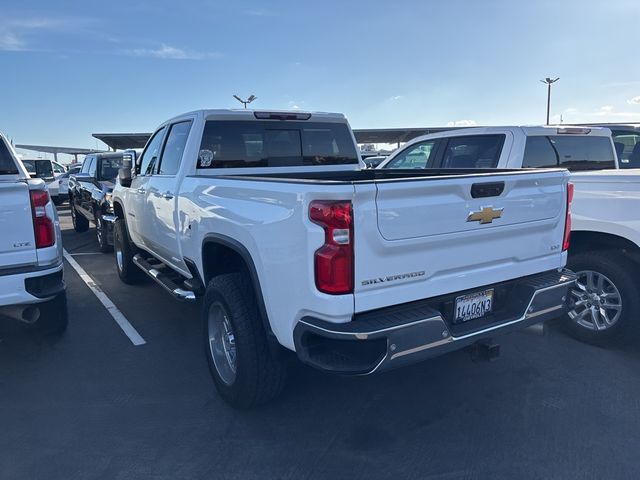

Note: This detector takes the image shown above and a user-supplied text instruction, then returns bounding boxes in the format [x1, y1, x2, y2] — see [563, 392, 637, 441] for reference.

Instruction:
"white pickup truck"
[0, 134, 67, 334]
[111, 110, 575, 408]
[379, 125, 638, 344]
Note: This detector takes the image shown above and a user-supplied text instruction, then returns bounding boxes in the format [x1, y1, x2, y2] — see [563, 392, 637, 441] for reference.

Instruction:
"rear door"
[354, 169, 569, 312]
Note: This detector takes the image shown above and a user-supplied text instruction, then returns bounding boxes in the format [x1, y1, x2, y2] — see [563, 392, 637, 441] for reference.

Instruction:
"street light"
[540, 77, 560, 125]
[233, 94, 257, 109]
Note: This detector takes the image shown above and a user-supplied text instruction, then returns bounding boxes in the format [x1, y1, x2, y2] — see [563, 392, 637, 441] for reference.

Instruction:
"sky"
[2, 0, 640, 161]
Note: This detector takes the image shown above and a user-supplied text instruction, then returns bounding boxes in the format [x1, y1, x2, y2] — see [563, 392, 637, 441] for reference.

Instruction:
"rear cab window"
[523, 135, 615, 171]
[197, 120, 359, 169]
[0, 140, 19, 175]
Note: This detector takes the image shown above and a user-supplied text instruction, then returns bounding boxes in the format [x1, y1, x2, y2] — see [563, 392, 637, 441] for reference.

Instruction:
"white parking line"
[62, 249, 146, 346]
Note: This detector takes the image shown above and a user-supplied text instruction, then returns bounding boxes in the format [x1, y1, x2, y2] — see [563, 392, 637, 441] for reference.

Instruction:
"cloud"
[559, 105, 640, 122]
[0, 32, 25, 51]
[287, 100, 305, 110]
[389, 95, 403, 101]
[125, 44, 219, 60]
[627, 96, 640, 105]
[446, 119, 477, 127]
[0, 17, 88, 52]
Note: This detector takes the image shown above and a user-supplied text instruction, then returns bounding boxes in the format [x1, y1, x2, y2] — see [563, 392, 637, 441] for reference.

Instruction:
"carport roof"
[92, 133, 153, 150]
[91, 128, 464, 150]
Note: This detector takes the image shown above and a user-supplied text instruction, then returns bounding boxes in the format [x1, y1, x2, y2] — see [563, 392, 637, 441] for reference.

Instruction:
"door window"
[158, 121, 192, 175]
[138, 127, 167, 175]
[81, 157, 93, 173]
[441, 135, 505, 168]
[87, 158, 97, 177]
[383, 140, 437, 169]
[52, 162, 65, 174]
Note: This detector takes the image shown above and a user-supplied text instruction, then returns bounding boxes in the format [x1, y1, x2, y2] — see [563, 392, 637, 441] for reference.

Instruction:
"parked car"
[604, 124, 640, 168]
[379, 125, 639, 344]
[0, 134, 68, 334]
[20, 158, 68, 203]
[49, 164, 81, 205]
[68, 152, 124, 252]
[111, 109, 575, 408]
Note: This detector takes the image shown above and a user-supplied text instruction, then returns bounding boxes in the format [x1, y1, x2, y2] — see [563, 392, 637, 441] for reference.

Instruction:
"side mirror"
[119, 158, 132, 188]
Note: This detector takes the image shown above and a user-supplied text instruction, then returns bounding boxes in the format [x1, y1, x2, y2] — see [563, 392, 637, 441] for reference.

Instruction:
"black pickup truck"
[68, 152, 125, 252]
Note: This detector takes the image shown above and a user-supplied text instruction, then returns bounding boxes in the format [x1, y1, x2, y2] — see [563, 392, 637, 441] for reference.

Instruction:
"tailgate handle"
[471, 182, 504, 198]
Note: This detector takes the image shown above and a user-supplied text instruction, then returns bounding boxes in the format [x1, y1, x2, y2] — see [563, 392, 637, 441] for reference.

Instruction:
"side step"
[132, 254, 196, 301]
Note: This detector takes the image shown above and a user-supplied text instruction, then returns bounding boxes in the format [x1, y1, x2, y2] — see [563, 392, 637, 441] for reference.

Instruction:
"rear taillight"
[562, 182, 574, 251]
[29, 189, 55, 248]
[309, 200, 353, 295]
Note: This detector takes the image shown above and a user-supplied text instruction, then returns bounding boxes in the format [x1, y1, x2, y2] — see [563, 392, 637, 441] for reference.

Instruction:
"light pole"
[233, 94, 257, 109]
[540, 77, 559, 125]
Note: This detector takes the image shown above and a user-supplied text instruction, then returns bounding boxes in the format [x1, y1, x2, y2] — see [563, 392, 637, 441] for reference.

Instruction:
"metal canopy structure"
[90, 122, 640, 152]
[353, 127, 463, 145]
[15, 144, 105, 162]
[92, 133, 153, 150]
[90, 128, 465, 151]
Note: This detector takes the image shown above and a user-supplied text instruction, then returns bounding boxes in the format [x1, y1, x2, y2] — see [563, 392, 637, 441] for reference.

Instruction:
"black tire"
[563, 249, 640, 344]
[70, 201, 89, 232]
[203, 272, 287, 409]
[113, 218, 144, 284]
[36, 291, 69, 335]
[96, 216, 113, 253]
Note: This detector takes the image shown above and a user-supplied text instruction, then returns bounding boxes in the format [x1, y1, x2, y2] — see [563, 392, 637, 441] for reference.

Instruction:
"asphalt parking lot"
[1, 206, 639, 480]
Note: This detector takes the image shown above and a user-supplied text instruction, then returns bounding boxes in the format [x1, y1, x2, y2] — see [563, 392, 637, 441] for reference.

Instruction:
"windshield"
[198, 120, 359, 168]
[100, 157, 124, 180]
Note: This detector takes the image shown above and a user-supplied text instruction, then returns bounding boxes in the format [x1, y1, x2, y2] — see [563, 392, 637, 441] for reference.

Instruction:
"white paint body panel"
[113, 112, 570, 351]
[0, 133, 64, 307]
[378, 126, 637, 247]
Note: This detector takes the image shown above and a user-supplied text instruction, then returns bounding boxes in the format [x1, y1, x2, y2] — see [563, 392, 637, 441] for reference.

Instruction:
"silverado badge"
[467, 206, 503, 224]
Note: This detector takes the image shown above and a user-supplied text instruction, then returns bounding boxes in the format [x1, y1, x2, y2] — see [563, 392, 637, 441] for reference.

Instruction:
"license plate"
[455, 289, 494, 322]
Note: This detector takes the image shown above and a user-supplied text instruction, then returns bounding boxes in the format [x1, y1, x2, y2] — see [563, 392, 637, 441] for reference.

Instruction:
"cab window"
[158, 121, 192, 175]
[441, 135, 505, 168]
[383, 140, 437, 169]
[138, 127, 167, 175]
[612, 130, 640, 169]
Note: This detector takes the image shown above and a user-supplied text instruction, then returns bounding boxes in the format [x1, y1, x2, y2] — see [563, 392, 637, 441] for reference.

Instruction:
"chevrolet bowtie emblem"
[467, 206, 504, 224]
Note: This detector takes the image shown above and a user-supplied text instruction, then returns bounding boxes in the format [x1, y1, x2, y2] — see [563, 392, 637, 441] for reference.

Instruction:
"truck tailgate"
[354, 170, 569, 312]
[0, 180, 37, 269]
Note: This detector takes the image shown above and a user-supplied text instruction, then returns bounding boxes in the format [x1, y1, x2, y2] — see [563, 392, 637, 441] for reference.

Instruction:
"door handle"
[161, 192, 174, 200]
[137, 187, 146, 194]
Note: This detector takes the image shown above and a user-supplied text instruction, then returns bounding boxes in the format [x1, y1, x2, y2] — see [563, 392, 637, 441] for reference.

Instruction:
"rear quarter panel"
[178, 176, 356, 350]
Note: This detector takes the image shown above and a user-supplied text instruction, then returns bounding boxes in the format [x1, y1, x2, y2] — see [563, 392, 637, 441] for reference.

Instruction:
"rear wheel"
[113, 218, 144, 284]
[71, 201, 89, 232]
[203, 272, 287, 409]
[564, 250, 640, 344]
[96, 216, 113, 253]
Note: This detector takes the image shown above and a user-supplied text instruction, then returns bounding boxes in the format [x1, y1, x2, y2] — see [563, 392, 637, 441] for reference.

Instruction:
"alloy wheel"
[207, 302, 237, 385]
[568, 270, 622, 331]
